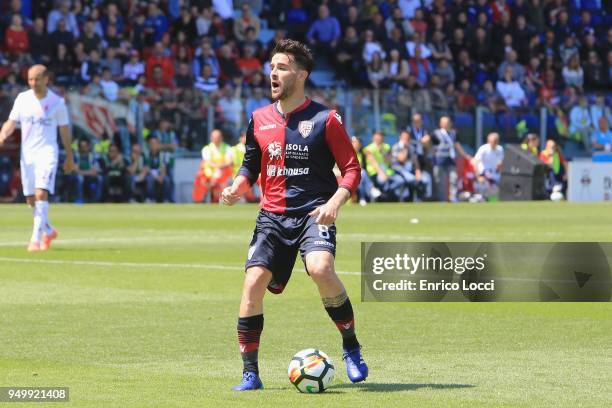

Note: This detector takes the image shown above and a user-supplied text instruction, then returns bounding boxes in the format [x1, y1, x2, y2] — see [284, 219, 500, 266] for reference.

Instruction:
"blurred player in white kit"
[0, 65, 74, 251]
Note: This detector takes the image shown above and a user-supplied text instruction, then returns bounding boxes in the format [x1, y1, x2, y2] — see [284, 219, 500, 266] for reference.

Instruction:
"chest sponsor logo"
[267, 141, 282, 160]
[266, 165, 309, 177]
[25, 116, 52, 126]
[298, 120, 314, 138]
[285, 143, 309, 160]
[259, 123, 277, 131]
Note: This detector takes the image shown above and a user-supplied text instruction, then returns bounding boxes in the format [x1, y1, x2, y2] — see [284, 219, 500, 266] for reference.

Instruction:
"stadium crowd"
[0, 0, 610, 203]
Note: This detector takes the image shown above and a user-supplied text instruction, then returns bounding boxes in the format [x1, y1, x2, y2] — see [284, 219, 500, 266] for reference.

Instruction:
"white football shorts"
[20, 157, 58, 196]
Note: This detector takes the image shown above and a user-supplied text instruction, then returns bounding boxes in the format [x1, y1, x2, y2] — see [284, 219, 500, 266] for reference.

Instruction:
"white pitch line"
[0, 257, 361, 276]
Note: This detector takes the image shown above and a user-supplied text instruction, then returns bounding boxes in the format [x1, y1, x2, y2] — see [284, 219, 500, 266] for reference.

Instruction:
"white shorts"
[20, 158, 58, 196]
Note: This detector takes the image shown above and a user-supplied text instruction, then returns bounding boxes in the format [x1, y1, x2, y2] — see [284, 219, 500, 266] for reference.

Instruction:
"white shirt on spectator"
[405, 41, 432, 59]
[398, 0, 421, 19]
[123, 62, 145, 82]
[213, 0, 233, 19]
[562, 67, 584, 88]
[218, 96, 242, 129]
[495, 80, 526, 108]
[363, 42, 386, 64]
[100, 79, 119, 101]
[474, 143, 504, 175]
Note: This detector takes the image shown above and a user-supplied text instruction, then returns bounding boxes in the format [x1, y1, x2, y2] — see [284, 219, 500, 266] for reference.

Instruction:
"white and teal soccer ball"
[288, 348, 335, 393]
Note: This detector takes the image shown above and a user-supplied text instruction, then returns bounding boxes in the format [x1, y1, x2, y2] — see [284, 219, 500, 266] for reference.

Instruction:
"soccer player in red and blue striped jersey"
[222, 39, 368, 391]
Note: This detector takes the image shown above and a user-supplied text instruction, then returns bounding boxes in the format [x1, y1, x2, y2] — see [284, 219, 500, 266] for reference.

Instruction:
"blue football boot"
[343, 346, 369, 383]
[232, 371, 264, 391]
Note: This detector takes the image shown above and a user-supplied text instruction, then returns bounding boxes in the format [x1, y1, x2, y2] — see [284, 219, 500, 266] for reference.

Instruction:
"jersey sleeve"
[56, 98, 70, 126]
[201, 146, 211, 161]
[325, 110, 361, 193]
[237, 117, 261, 185]
[8, 94, 21, 123]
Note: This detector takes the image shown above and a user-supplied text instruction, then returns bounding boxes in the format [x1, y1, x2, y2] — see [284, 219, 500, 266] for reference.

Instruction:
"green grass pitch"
[0, 202, 610, 407]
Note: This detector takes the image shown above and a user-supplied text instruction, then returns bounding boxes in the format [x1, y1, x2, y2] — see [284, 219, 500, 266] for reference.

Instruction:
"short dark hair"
[271, 39, 314, 75]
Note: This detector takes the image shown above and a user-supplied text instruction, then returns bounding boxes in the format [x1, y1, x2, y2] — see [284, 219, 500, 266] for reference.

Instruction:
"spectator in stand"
[306, 4, 341, 59]
[100, 68, 119, 101]
[457, 79, 477, 111]
[245, 87, 270, 120]
[362, 29, 386, 64]
[193, 38, 220, 79]
[408, 46, 431, 87]
[144, 3, 169, 45]
[147, 65, 175, 91]
[175, 62, 194, 90]
[429, 31, 452, 64]
[127, 143, 149, 202]
[240, 26, 264, 57]
[172, 7, 198, 41]
[539, 139, 568, 195]
[391, 130, 431, 201]
[583, 51, 605, 91]
[497, 50, 525, 83]
[100, 47, 122, 81]
[100, 3, 125, 37]
[562, 54, 584, 90]
[367, 51, 387, 89]
[28, 17, 51, 64]
[123, 50, 145, 86]
[559, 33, 579, 64]
[5, 14, 28, 57]
[48, 43, 73, 86]
[385, 49, 409, 88]
[195, 64, 219, 95]
[496, 66, 527, 109]
[431, 116, 470, 202]
[192, 129, 234, 203]
[385, 7, 414, 40]
[285, 0, 310, 42]
[521, 133, 540, 156]
[238, 45, 263, 84]
[434, 58, 455, 88]
[217, 44, 242, 83]
[144, 136, 171, 203]
[589, 94, 612, 130]
[80, 49, 102, 84]
[405, 31, 431, 59]
[101, 143, 128, 202]
[351, 136, 381, 205]
[69, 138, 102, 204]
[472, 132, 504, 199]
[217, 84, 243, 141]
[335, 26, 363, 85]
[398, 0, 421, 19]
[146, 42, 174, 87]
[569, 96, 593, 148]
[49, 18, 74, 50]
[234, 3, 261, 42]
[79, 19, 101, 54]
[47, 0, 79, 37]
[591, 117, 612, 153]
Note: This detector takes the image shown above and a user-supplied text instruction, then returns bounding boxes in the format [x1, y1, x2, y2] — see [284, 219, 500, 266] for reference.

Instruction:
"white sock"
[30, 201, 48, 243]
[45, 219, 55, 235]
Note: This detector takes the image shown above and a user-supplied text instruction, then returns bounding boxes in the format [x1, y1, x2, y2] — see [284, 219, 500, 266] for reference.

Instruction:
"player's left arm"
[0, 119, 17, 145]
[309, 111, 361, 225]
[57, 99, 75, 173]
[58, 125, 75, 173]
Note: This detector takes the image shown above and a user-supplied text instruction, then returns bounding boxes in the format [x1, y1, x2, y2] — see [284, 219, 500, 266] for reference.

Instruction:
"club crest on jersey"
[298, 120, 314, 138]
[267, 141, 282, 160]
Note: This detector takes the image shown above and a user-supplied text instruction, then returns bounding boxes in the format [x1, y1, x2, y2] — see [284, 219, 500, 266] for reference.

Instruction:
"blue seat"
[453, 112, 474, 129]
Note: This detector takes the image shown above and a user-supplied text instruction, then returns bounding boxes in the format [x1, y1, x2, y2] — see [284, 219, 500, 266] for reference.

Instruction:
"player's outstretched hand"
[63, 157, 75, 173]
[221, 186, 241, 206]
[309, 204, 338, 225]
